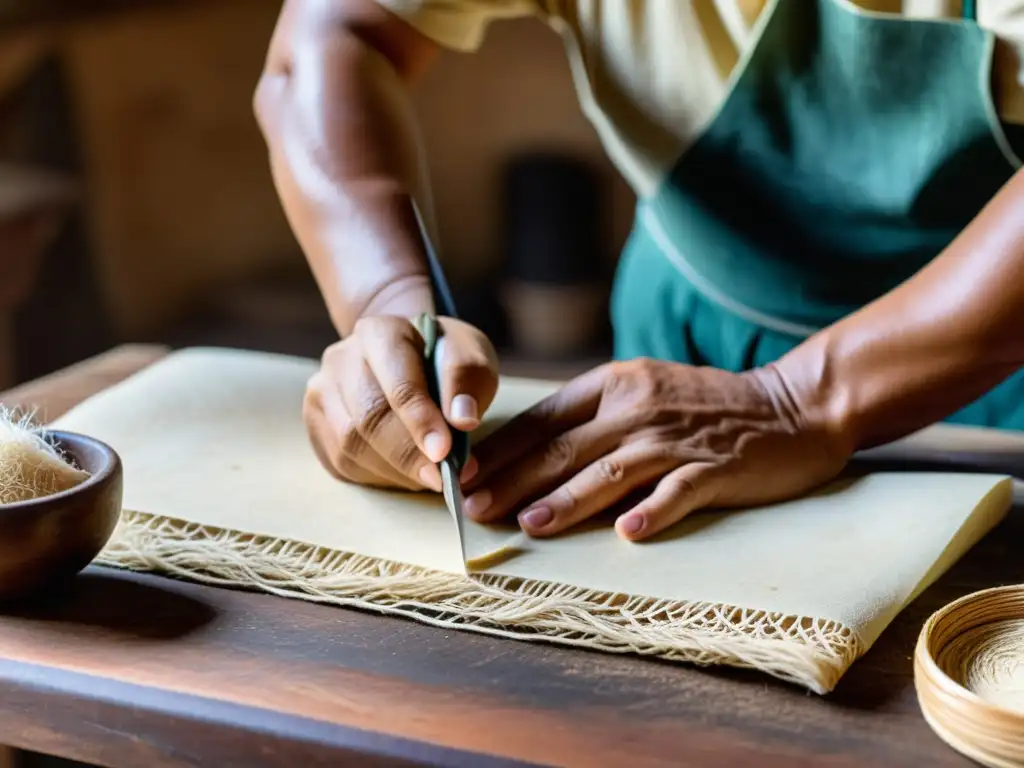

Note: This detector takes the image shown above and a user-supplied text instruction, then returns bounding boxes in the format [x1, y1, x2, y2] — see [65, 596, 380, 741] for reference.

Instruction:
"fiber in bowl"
[0, 408, 90, 504]
[0, 410, 122, 600]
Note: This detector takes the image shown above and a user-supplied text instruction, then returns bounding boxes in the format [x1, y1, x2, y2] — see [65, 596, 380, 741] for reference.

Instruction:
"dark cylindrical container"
[499, 152, 608, 358]
[501, 152, 604, 286]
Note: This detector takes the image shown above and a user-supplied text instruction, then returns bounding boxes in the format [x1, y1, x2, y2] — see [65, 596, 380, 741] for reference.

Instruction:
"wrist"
[756, 333, 861, 460]
[353, 273, 434, 327]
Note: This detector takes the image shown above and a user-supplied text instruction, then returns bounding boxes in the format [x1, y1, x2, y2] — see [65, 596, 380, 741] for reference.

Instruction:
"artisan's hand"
[304, 316, 498, 491]
[464, 359, 849, 541]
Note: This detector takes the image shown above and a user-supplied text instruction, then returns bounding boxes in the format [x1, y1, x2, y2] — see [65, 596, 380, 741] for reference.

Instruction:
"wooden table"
[0, 345, 1022, 767]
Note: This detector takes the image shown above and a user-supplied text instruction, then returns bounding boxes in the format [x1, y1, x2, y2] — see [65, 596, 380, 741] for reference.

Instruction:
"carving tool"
[410, 203, 470, 565]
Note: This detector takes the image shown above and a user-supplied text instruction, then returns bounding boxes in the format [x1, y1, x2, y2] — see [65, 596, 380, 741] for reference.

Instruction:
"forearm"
[772, 169, 1024, 451]
[255, 0, 439, 335]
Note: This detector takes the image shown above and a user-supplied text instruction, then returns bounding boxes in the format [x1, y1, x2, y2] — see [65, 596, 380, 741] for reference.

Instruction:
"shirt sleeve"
[373, 0, 546, 52]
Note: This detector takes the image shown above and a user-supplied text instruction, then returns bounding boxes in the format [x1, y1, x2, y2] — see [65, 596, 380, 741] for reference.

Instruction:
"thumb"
[435, 319, 499, 431]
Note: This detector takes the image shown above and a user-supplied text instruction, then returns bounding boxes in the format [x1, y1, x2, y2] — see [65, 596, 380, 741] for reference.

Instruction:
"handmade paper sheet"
[48, 348, 1014, 693]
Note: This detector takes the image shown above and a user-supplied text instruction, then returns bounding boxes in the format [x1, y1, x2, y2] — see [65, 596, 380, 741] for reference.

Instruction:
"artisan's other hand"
[305, 315, 498, 492]
[465, 359, 849, 541]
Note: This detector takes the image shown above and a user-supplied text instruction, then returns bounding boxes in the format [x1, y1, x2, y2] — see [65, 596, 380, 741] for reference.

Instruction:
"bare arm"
[773, 168, 1024, 451]
[254, 0, 441, 335]
[256, 0, 499, 492]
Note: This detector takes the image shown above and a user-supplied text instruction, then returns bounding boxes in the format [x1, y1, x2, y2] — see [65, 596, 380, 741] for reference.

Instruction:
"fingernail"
[464, 490, 492, 518]
[519, 506, 553, 530]
[460, 455, 478, 484]
[419, 465, 442, 492]
[619, 513, 644, 536]
[451, 395, 478, 425]
[423, 431, 446, 463]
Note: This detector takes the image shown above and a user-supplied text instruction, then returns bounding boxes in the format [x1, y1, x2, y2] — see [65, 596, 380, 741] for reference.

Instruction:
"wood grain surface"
[0, 346, 1021, 767]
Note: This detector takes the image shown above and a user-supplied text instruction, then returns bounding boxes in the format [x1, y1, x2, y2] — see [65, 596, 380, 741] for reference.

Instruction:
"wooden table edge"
[0, 657, 530, 768]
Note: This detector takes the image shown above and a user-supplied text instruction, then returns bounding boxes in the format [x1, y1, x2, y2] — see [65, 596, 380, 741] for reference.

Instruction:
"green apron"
[611, 0, 1024, 429]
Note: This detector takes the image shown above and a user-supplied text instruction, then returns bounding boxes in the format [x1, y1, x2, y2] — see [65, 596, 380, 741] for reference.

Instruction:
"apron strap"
[962, 0, 976, 21]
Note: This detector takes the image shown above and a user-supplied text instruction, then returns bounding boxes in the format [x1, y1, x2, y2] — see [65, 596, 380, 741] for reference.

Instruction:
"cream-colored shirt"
[377, 0, 1024, 196]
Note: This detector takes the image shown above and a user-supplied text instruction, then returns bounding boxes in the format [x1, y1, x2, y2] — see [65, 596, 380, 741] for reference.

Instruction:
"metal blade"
[440, 458, 467, 563]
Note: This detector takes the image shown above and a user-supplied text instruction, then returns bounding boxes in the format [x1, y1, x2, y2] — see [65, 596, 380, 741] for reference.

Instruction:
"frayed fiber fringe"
[96, 510, 863, 694]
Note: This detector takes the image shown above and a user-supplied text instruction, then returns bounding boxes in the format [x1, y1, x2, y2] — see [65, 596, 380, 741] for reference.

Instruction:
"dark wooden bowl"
[0, 430, 122, 601]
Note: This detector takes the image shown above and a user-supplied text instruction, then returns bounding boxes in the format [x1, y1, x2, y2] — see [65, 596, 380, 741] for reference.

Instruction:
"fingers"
[467, 366, 607, 492]
[312, 317, 499, 493]
[460, 454, 479, 484]
[303, 371, 421, 491]
[615, 462, 722, 541]
[516, 443, 680, 537]
[434, 319, 499, 432]
[337, 352, 443, 491]
[463, 417, 627, 524]
[357, 316, 451, 464]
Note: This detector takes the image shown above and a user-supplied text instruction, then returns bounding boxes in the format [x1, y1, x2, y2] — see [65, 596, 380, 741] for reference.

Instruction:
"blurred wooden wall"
[46, 0, 634, 338]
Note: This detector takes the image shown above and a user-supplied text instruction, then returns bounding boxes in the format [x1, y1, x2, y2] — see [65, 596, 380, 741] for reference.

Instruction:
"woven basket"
[915, 585, 1024, 768]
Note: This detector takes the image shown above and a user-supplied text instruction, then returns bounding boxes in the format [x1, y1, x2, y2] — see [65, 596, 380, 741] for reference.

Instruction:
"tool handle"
[411, 203, 459, 319]
[412, 313, 471, 471]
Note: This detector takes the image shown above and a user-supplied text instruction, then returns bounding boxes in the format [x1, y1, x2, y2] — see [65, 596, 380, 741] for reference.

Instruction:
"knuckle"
[391, 439, 424, 474]
[527, 394, 560, 424]
[339, 425, 367, 461]
[320, 340, 346, 367]
[389, 379, 429, 412]
[550, 483, 581, 512]
[327, 451, 353, 479]
[633, 360, 659, 388]
[607, 358, 659, 404]
[335, 456, 367, 483]
[666, 474, 699, 500]
[649, 442, 682, 463]
[633, 357, 659, 377]
[602, 362, 634, 396]
[389, 383, 439, 431]
[542, 435, 575, 471]
[303, 377, 324, 415]
[306, 420, 357, 483]
[306, 370, 325, 390]
[356, 395, 392, 438]
[594, 457, 625, 485]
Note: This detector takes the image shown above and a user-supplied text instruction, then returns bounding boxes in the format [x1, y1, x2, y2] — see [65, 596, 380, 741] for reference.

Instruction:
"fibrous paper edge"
[96, 509, 863, 694]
